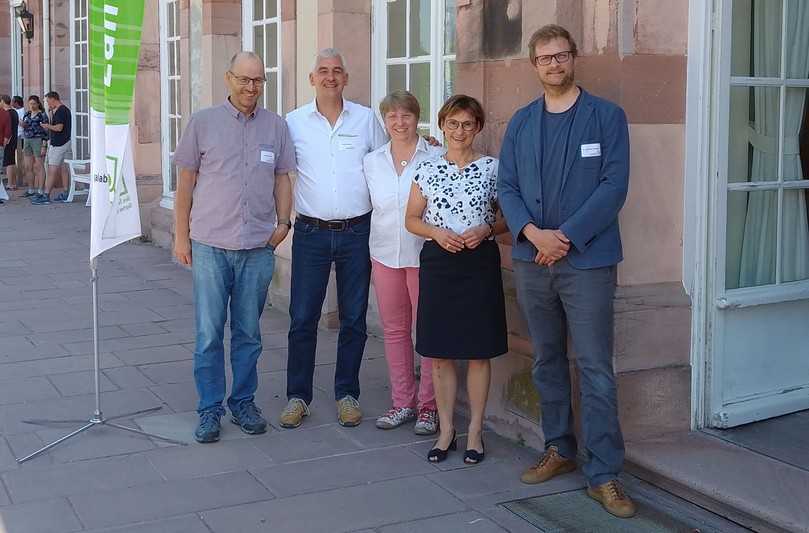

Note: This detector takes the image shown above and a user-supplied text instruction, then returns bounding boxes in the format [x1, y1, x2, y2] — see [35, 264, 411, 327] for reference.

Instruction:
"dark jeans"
[287, 216, 371, 404]
[191, 241, 275, 414]
[513, 258, 624, 487]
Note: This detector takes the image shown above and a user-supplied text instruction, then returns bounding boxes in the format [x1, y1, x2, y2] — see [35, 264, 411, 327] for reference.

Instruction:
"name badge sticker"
[580, 143, 601, 158]
[260, 150, 275, 164]
[338, 140, 356, 151]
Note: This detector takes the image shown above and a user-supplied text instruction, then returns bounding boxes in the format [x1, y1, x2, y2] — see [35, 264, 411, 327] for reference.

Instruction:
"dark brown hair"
[528, 24, 579, 65]
[437, 94, 485, 130]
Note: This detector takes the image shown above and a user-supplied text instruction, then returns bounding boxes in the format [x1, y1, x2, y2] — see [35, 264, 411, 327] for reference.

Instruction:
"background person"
[32, 91, 72, 205]
[405, 95, 508, 464]
[0, 95, 20, 193]
[363, 90, 442, 435]
[173, 51, 295, 443]
[11, 96, 26, 191]
[21, 96, 48, 198]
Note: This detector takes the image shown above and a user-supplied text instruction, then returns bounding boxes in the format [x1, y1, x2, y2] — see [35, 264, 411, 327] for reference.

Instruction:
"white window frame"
[713, 0, 809, 306]
[69, 0, 90, 160]
[9, 5, 22, 97]
[371, 0, 457, 138]
[159, 0, 182, 209]
[241, 0, 283, 114]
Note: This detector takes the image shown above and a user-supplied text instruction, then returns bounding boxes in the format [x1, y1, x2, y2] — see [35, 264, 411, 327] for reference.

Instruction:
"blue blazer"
[497, 89, 630, 269]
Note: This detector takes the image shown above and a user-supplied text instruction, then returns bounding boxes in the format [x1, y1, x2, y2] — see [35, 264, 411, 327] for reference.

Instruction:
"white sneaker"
[414, 408, 438, 435]
[375, 407, 416, 429]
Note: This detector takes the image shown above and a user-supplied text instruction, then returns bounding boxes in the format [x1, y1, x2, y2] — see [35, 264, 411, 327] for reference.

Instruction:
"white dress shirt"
[286, 99, 387, 220]
[363, 137, 444, 268]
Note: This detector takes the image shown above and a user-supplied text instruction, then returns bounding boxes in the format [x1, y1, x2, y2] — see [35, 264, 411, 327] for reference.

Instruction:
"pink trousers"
[371, 260, 436, 410]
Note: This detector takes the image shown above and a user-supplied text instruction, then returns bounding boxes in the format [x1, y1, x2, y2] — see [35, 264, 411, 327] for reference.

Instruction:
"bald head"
[230, 51, 264, 72]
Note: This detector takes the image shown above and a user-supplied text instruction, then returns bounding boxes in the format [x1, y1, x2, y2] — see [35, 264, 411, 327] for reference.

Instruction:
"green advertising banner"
[89, 0, 145, 259]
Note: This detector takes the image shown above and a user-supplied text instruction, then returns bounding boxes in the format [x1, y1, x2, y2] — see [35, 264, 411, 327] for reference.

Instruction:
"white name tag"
[581, 143, 601, 158]
[338, 140, 356, 151]
[260, 150, 275, 164]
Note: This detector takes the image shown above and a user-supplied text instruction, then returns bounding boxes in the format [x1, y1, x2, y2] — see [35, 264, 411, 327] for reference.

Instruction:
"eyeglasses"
[444, 119, 477, 132]
[534, 51, 573, 66]
[228, 71, 267, 87]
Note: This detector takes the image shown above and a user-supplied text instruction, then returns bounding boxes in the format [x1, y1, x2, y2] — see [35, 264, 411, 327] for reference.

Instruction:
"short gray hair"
[229, 51, 264, 71]
[312, 48, 347, 73]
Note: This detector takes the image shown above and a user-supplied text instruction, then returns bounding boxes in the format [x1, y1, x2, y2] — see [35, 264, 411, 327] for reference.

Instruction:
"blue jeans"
[192, 241, 275, 414]
[287, 216, 371, 404]
[513, 258, 624, 487]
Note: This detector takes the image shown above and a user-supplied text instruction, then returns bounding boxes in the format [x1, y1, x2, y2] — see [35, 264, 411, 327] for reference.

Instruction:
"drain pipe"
[42, 0, 50, 93]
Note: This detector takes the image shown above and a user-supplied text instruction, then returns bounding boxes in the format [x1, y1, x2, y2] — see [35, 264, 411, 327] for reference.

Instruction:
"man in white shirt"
[281, 48, 387, 429]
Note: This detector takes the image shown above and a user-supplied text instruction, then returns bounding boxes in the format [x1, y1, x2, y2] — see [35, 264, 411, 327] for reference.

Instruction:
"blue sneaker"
[230, 401, 267, 435]
[194, 408, 223, 443]
[54, 191, 69, 202]
[23, 190, 36, 198]
[30, 193, 51, 205]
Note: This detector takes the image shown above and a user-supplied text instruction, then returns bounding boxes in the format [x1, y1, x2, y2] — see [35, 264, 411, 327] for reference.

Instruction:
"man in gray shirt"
[173, 52, 296, 443]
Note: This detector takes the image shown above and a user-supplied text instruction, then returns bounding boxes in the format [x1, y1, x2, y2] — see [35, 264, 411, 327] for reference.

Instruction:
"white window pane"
[74, 20, 82, 43]
[726, 189, 777, 289]
[728, 86, 780, 183]
[265, 0, 277, 19]
[254, 0, 263, 21]
[387, 64, 406, 93]
[170, 41, 178, 76]
[168, 2, 176, 37]
[409, 62, 430, 123]
[731, 0, 782, 78]
[170, 164, 177, 191]
[81, 44, 87, 67]
[786, 1, 809, 79]
[254, 25, 265, 64]
[265, 70, 278, 113]
[387, 0, 406, 58]
[75, 66, 82, 90]
[409, 0, 431, 57]
[265, 23, 278, 68]
[781, 188, 809, 282]
[444, 0, 457, 55]
[170, 81, 177, 116]
[444, 59, 456, 101]
[784, 88, 808, 181]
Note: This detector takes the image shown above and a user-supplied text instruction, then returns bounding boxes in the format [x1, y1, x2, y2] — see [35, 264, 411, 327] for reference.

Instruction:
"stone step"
[626, 431, 809, 533]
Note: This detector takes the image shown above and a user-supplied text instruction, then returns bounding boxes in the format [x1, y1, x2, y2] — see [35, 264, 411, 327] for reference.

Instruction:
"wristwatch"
[278, 219, 292, 229]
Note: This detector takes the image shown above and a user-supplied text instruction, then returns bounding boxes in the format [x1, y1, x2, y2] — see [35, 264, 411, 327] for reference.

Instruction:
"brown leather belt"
[295, 212, 371, 231]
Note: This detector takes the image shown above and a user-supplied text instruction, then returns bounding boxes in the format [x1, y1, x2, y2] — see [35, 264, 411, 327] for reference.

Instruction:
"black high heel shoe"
[464, 437, 485, 464]
[427, 430, 457, 463]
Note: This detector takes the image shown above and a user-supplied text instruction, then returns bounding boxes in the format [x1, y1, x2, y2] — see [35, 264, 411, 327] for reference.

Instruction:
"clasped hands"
[432, 224, 491, 253]
[523, 224, 570, 266]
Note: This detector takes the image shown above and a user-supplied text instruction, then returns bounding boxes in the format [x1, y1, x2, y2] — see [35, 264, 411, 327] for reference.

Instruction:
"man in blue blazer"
[497, 25, 634, 518]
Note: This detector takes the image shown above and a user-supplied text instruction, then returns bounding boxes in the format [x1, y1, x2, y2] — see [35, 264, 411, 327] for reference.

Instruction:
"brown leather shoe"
[587, 479, 636, 518]
[520, 446, 577, 484]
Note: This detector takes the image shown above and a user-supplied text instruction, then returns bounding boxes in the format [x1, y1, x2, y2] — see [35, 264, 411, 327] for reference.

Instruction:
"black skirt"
[416, 239, 508, 359]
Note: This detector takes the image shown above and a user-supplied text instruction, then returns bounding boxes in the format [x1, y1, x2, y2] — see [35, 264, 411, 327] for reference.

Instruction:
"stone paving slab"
[2, 454, 163, 504]
[0, 497, 84, 533]
[69, 470, 273, 530]
[83, 515, 210, 533]
[200, 476, 466, 533]
[250, 446, 436, 498]
[378, 510, 508, 533]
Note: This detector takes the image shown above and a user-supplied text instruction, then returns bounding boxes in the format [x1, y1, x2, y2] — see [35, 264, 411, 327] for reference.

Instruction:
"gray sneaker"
[414, 408, 438, 435]
[230, 401, 267, 435]
[375, 407, 416, 429]
[195, 408, 224, 443]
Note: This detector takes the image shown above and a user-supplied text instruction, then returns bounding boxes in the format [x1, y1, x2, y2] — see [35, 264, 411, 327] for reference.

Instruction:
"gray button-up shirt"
[173, 99, 296, 250]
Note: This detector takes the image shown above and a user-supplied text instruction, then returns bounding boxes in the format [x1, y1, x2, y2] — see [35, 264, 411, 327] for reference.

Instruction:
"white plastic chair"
[64, 159, 91, 206]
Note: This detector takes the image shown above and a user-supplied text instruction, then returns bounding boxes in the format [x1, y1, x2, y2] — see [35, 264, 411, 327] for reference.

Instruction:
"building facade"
[3, 0, 808, 452]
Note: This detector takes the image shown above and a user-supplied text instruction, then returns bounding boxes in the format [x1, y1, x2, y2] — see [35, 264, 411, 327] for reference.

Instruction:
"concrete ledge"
[626, 431, 809, 533]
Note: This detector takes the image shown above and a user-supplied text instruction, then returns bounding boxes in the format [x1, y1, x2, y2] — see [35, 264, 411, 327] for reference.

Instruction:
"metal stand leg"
[16, 259, 187, 465]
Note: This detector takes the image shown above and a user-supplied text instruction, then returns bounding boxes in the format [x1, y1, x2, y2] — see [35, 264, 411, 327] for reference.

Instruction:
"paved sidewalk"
[0, 198, 590, 533]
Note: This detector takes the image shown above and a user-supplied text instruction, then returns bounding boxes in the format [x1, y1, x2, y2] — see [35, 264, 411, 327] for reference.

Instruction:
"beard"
[541, 70, 576, 95]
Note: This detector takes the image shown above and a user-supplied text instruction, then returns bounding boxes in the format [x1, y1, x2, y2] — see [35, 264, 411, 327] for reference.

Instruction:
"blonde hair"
[379, 90, 421, 118]
[528, 24, 578, 65]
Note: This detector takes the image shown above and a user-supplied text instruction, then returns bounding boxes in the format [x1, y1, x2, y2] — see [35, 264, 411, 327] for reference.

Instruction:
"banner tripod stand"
[17, 258, 187, 464]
